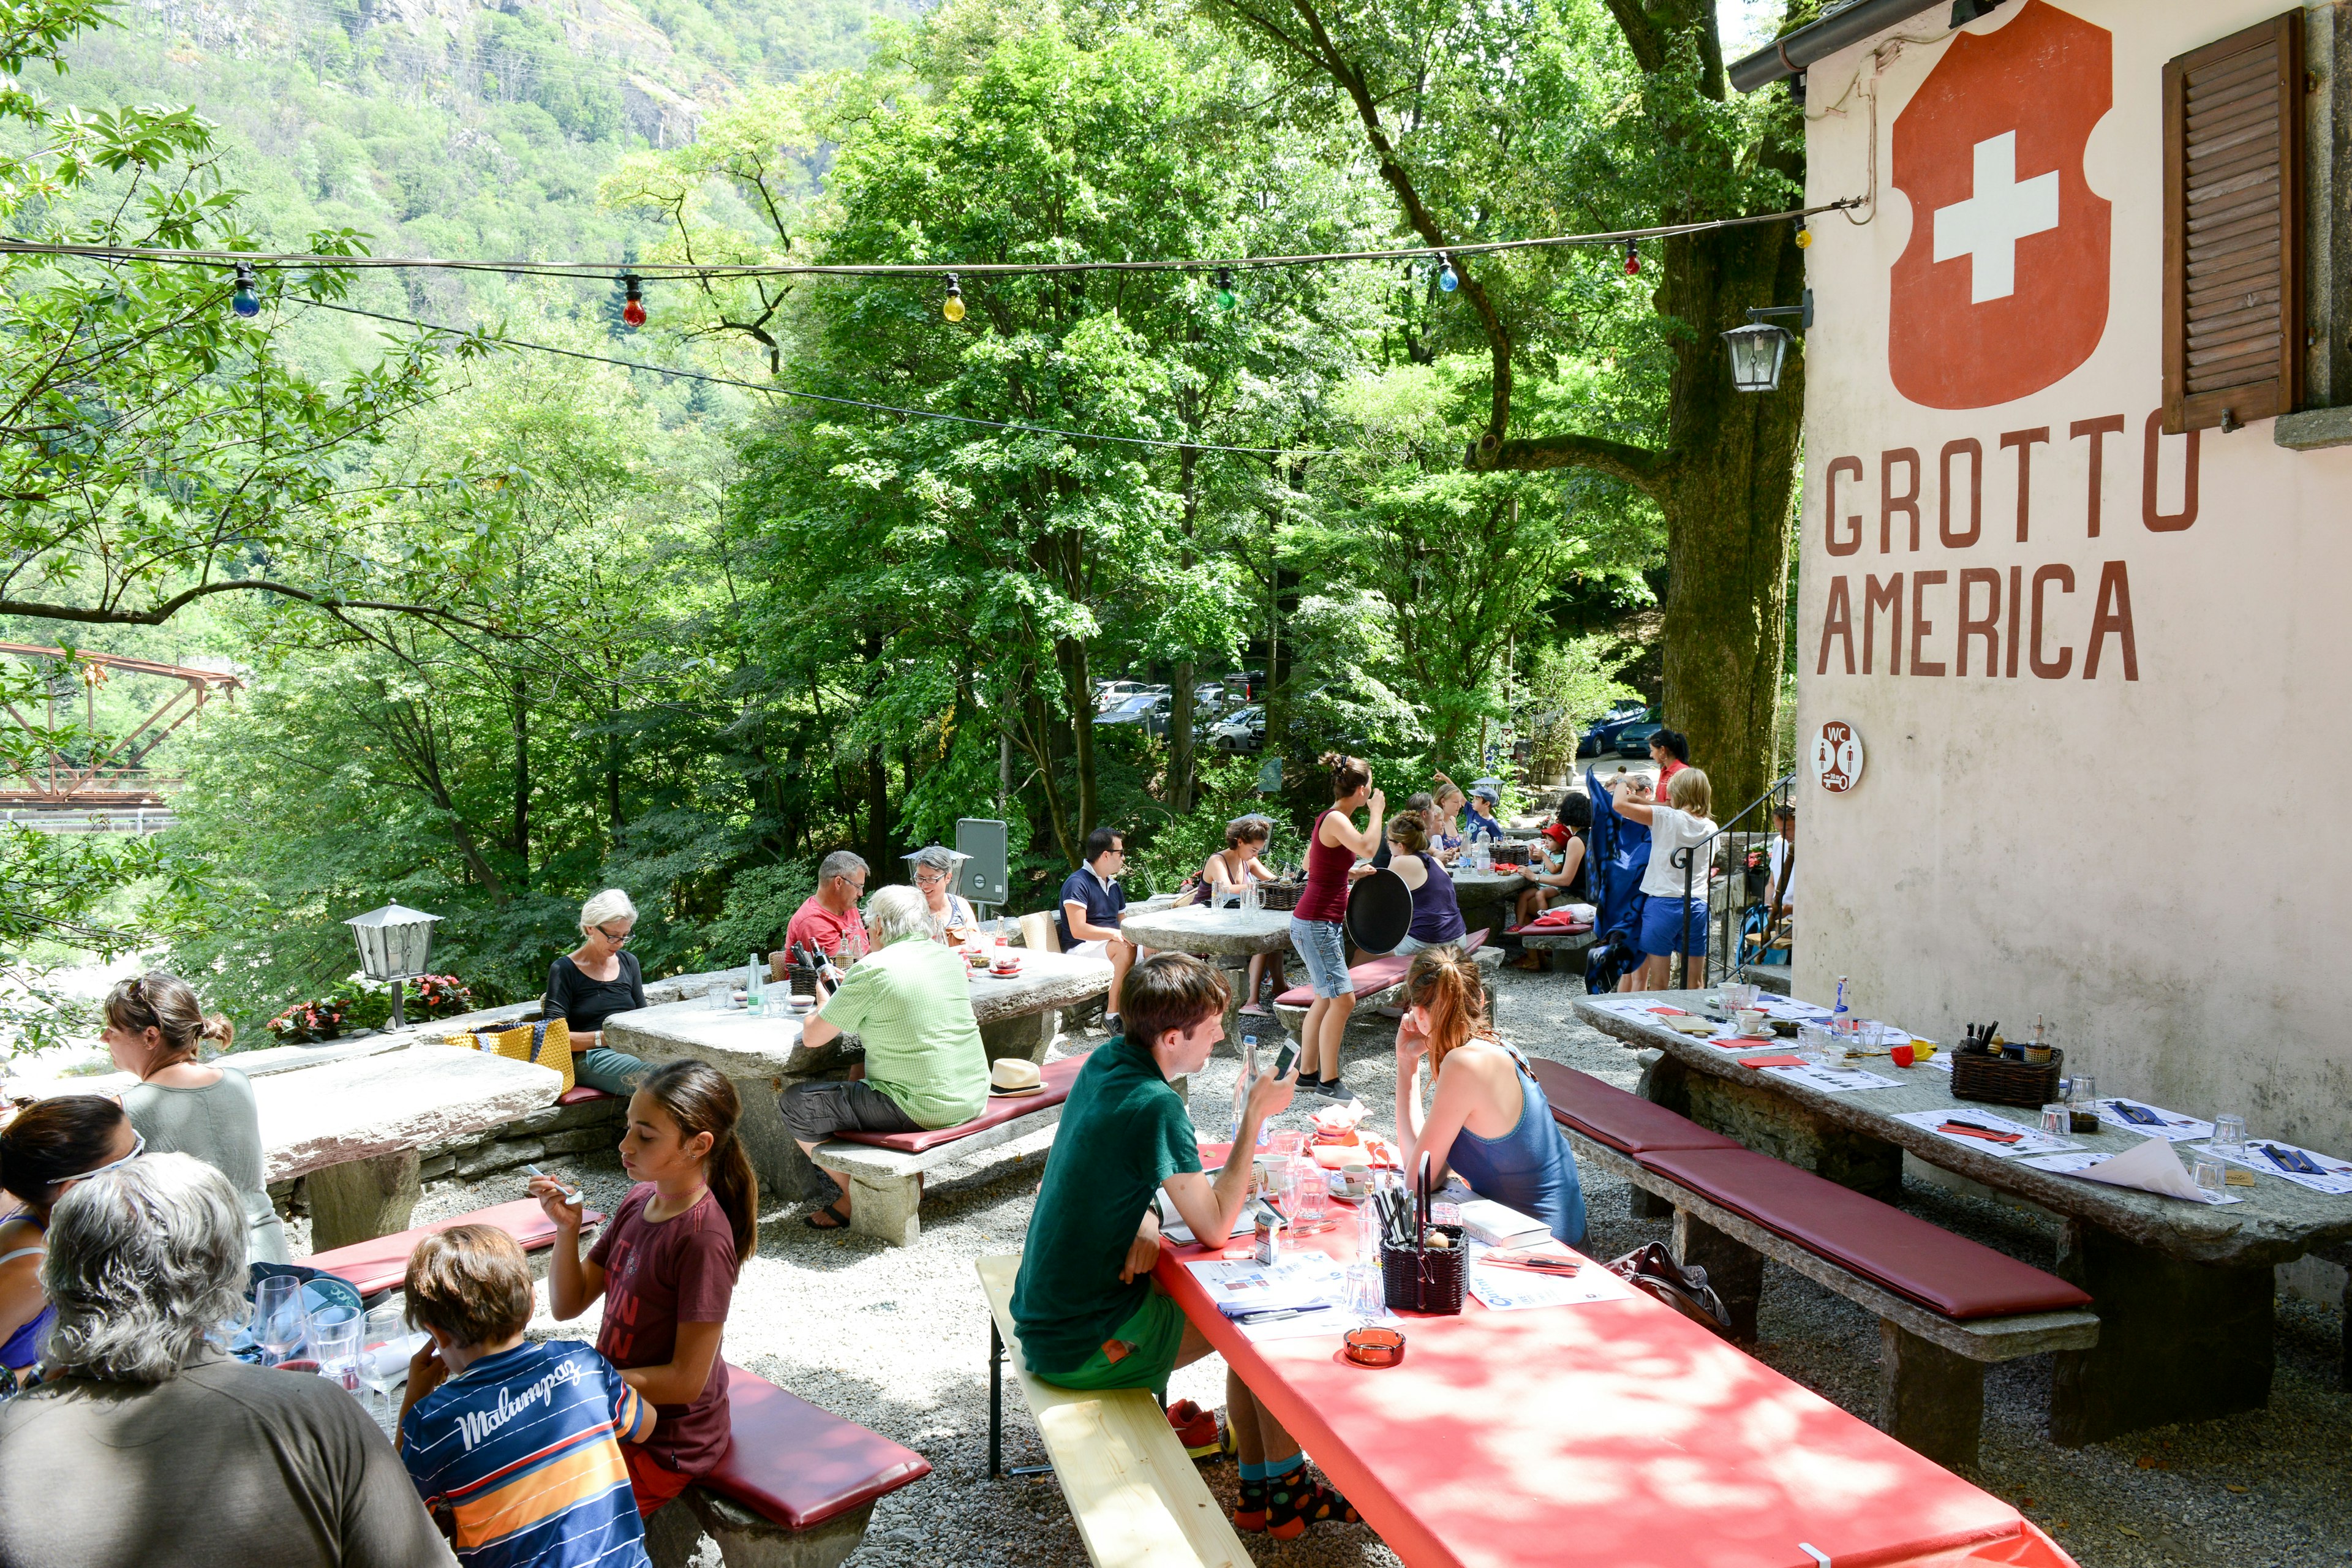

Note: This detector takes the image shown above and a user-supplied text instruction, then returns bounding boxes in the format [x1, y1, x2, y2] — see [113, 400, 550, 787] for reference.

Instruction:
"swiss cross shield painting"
[1888, 1, 2113, 409]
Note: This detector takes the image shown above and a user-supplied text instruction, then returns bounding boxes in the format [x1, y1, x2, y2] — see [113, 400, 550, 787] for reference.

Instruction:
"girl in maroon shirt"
[533, 1061, 759, 1517]
[1288, 753, 1384, 1096]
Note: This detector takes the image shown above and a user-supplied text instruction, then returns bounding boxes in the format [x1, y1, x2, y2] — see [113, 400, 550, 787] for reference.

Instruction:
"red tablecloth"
[1155, 1194, 2075, 1568]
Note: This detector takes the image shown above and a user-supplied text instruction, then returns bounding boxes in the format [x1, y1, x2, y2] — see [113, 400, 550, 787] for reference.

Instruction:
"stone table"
[603, 1000, 846, 1204]
[1573, 988, 2352, 1444]
[963, 948, 1112, 1064]
[1115, 904, 1295, 1042]
[1447, 867, 1531, 940]
[254, 1046, 564, 1250]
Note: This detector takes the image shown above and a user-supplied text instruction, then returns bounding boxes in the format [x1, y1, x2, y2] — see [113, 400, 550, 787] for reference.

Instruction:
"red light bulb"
[620, 273, 646, 328]
[1623, 240, 1640, 277]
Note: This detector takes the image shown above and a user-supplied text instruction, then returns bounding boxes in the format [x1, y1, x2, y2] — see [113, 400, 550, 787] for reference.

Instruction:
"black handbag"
[1605, 1242, 1733, 1335]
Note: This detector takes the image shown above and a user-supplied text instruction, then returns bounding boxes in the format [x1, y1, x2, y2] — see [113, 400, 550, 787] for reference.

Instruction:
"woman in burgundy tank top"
[1287, 753, 1385, 1096]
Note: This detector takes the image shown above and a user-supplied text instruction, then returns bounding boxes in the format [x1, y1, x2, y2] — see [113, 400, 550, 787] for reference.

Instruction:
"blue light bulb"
[231, 263, 260, 318]
[1438, 255, 1460, 293]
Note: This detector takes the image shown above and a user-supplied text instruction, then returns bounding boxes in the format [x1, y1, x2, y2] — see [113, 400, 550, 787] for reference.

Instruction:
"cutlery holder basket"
[1381, 1226, 1466, 1315]
[1950, 1045, 2064, 1109]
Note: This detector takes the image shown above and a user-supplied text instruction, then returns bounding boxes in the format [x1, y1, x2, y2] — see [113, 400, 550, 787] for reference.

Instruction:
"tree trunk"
[865, 744, 890, 877]
[1170, 443, 1201, 813]
[510, 674, 530, 886]
[1650, 221, 1804, 814]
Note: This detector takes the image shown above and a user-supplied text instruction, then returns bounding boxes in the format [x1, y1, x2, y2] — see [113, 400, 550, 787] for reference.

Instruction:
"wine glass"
[254, 1276, 304, 1367]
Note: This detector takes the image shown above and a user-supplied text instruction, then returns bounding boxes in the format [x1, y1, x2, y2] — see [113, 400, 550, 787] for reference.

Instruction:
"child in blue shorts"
[1610, 765, 1718, 990]
[399, 1225, 656, 1567]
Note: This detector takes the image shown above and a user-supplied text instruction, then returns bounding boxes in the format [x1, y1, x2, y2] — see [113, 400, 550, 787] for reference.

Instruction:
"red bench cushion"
[307, 1198, 606, 1298]
[1525, 1060, 1740, 1155]
[558, 1084, 616, 1106]
[832, 1053, 1086, 1153]
[1273, 929, 1487, 1008]
[701, 1363, 931, 1530]
[1635, 1147, 2094, 1321]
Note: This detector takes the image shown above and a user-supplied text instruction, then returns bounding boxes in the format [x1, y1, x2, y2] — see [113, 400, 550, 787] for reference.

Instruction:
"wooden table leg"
[2048, 1220, 2274, 1445]
[306, 1148, 423, 1250]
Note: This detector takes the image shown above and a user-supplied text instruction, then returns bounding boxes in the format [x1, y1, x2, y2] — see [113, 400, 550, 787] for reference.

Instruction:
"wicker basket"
[1257, 881, 1303, 912]
[1950, 1044, 2065, 1109]
[1381, 1225, 1467, 1315]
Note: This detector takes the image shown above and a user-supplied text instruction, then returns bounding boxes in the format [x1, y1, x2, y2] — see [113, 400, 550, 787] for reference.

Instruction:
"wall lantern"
[345, 902, 443, 1028]
[1722, 290, 1814, 393]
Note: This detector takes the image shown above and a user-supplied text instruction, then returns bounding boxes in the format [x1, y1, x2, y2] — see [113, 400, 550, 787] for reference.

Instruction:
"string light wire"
[304, 300, 1334, 458]
[0, 198, 1860, 281]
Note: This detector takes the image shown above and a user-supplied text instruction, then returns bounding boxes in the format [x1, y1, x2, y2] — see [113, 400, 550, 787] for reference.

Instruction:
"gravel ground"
[375, 963, 2349, 1568]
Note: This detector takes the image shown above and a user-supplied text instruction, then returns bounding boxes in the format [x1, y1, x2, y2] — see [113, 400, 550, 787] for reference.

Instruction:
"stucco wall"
[1793, 0, 2352, 1156]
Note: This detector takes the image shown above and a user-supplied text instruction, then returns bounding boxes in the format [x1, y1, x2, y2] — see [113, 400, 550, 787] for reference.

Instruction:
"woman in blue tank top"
[1390, 946, 1585, 1245]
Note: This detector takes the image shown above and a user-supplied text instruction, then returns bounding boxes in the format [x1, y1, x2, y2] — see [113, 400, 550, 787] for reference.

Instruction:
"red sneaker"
[1166, 1399, 1221, 1460]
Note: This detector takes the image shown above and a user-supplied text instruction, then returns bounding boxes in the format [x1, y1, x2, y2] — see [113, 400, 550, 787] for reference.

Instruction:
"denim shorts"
[1289, 914, 1353, 997]
[1638, 897, 1709, 959]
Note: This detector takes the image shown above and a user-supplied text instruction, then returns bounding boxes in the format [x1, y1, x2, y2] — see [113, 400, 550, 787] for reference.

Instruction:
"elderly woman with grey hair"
[909, 843, 979, 942]
[0, 1154, 454, 1566]
[783, 884, 990, 1229]
[543, 887, 651, 1095]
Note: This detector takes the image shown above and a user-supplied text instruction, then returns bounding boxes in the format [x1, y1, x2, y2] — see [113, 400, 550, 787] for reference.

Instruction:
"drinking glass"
[1796, 1022, 1835, 1066]
[1721, 982, 1758, 1012]
[2214, 1113, 2247, 1155]
[1348, 1264, 1387, 1327]
[2068, 1074, 2097, 1108]
[2041, 1103, 2070, 1136]
[1268, 1129, 1309, 1163]
[358, 1304, 410, 1422]
[2193, 1155, 2226, 1196]
[1291, 1163, 1330, 1232]
[254, 1276, 305, 1367]
[309, 1305, 363, 1393]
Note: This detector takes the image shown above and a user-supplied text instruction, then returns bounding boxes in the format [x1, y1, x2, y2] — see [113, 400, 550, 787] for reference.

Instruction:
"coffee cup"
[1735, 1009, 1768, 1036]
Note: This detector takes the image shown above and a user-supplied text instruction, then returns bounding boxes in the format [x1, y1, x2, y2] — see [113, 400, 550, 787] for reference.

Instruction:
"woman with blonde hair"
[1608, 766, 1717, 989]
[546, 888, 652, 1095]
[102, 971, 288, 1263]
[1392, 946, 1585, 1245]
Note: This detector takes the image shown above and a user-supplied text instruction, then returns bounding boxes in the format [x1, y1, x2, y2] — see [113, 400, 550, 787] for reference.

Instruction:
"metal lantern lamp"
[345, 903, 443, 1028]
[1721, 290, 1814, 393]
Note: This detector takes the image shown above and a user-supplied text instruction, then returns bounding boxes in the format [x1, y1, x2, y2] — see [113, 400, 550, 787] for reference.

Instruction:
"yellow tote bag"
[444, 1017, 575, 1095]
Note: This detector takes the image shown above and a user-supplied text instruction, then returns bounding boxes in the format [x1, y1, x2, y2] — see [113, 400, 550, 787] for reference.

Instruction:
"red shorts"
[624, 1444, 698, 1518]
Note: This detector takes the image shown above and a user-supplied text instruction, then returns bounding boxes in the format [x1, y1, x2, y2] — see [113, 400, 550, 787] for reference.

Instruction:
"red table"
[1156, 1186, 2075, 1568]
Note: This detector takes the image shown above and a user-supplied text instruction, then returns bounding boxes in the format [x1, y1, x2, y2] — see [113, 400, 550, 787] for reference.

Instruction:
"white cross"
[1931, 131, 2059, 304]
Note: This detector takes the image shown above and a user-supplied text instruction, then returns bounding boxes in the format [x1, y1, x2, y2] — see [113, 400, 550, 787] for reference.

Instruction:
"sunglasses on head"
[62, 1130, 145, 1185]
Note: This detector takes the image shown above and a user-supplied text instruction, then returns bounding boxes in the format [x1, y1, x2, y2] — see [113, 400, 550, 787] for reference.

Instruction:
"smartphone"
[1270, 1039, 1300, 1079]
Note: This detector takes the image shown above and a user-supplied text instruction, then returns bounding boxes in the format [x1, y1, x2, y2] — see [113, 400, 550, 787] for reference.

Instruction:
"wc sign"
[1887, 0, 2113, 409]
[1814, 721, 1866, 794]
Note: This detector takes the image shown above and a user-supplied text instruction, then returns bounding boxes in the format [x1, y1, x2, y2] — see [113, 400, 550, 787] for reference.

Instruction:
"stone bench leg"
[1672, 1209, 1762, 1343]
[1879, 1321, 1985, 1469]
[647, 1491, 875, 1568]
[2049, 1220, 2273, 1445]
[844, 1167, 922, 1248]
[306, 1149, 422, 1251]
[980, 1009, 1058, 1067]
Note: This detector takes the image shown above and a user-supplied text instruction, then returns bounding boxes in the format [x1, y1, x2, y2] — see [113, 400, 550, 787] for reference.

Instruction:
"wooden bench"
[975, 1254, 1249, 1567]
[306, 1197, 608, 1300]
[1526, 1059, 2101, 1469]
[1504, 919, 1594, 972]
[812, 1054, 1087, 1246]
[644, 1362, 932, 1568]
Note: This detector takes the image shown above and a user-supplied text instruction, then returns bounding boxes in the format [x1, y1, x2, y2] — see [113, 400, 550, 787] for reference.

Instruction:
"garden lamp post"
[1721, 290, 1814, 393]
[345, 902, 443, 1030]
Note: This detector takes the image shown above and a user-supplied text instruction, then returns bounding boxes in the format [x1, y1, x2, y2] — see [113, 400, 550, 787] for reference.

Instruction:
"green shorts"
[1031, 1287, 1188, 1397]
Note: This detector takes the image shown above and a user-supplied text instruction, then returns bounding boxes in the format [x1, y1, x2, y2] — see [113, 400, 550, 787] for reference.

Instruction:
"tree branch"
[1469, 429, 1678, 494]
[0, 578, 519, 637]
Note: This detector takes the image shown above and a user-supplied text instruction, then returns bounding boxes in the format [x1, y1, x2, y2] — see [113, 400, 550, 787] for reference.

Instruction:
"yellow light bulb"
[1795, 229, 1813, 249]
[943, 294, 966, 322]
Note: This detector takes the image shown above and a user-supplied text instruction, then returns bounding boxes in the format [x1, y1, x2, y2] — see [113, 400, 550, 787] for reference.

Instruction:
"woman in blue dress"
[1390, 946, 1585, 1245]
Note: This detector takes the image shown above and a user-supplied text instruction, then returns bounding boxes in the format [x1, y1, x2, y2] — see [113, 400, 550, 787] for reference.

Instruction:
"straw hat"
[988, 1058, 1044, 1096]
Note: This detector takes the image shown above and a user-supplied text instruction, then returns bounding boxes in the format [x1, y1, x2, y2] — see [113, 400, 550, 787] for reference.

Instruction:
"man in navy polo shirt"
[1059, 826, 1141, 1034]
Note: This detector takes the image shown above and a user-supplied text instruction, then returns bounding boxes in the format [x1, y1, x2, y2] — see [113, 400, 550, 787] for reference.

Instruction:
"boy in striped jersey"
[399, 1226, 657, 1567]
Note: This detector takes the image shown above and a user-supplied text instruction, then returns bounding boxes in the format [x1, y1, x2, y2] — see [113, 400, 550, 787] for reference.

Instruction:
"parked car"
[1578, 703, 1653, 757]
[1615, 716, 1665, 758]
[1096, 692, 1172, 737]
[1223, 669, 1266, 701]
[1094, 680, 1153, 712]
[1210, 705, 1266, 753]
[1193, 682, 1228, 715]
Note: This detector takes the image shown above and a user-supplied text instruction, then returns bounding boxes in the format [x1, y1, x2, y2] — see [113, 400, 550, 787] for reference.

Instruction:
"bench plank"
[976, 1255, 1248, 1568]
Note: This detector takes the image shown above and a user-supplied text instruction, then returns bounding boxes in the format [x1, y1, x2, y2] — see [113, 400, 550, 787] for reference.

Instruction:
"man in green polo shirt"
[1011, 952, 1360, 1541]
[786, 884, 990, 1229]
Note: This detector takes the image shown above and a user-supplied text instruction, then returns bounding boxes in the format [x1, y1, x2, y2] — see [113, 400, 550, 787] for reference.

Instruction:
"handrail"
[1666, 771, 1797, 986]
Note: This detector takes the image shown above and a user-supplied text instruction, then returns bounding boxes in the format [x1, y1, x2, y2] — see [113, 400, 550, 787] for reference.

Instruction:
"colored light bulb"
[1795, 228, 1814, 249]
[943, 274, 966, 322]
[231, 262, 260, 318]
[1437, 254, 1459, 293]
[1623, 239, 1641, 276]
[620, 274, 646, 328]
[1214, 267, 1237, 309]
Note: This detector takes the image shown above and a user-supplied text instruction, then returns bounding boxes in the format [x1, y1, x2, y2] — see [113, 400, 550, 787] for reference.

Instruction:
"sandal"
[803, 1199, 852, 1231]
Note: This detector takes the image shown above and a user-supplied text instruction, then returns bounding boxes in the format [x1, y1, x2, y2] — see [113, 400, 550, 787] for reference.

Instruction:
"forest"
[0, 0, 1814, 1042]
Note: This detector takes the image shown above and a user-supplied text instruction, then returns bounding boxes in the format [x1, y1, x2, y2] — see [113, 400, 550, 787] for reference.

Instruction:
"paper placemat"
[1891, 1107, 2081, 1158]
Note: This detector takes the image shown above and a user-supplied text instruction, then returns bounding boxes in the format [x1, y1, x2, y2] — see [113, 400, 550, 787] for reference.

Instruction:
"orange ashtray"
[1343, 1326, 1406, 1368]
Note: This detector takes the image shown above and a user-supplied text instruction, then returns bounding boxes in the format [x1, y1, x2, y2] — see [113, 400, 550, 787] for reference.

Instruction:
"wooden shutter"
[2162, 11, 2303, 434]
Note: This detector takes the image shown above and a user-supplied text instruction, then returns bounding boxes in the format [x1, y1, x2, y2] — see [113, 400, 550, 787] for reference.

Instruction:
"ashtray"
[1343, 1326, 1405, 1368]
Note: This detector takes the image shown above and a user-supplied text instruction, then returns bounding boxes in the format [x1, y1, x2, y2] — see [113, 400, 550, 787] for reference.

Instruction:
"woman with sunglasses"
[545, 889, 653, 1096]
[0, 1095, 139, 1378]
[104, 973, 288, 1265]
